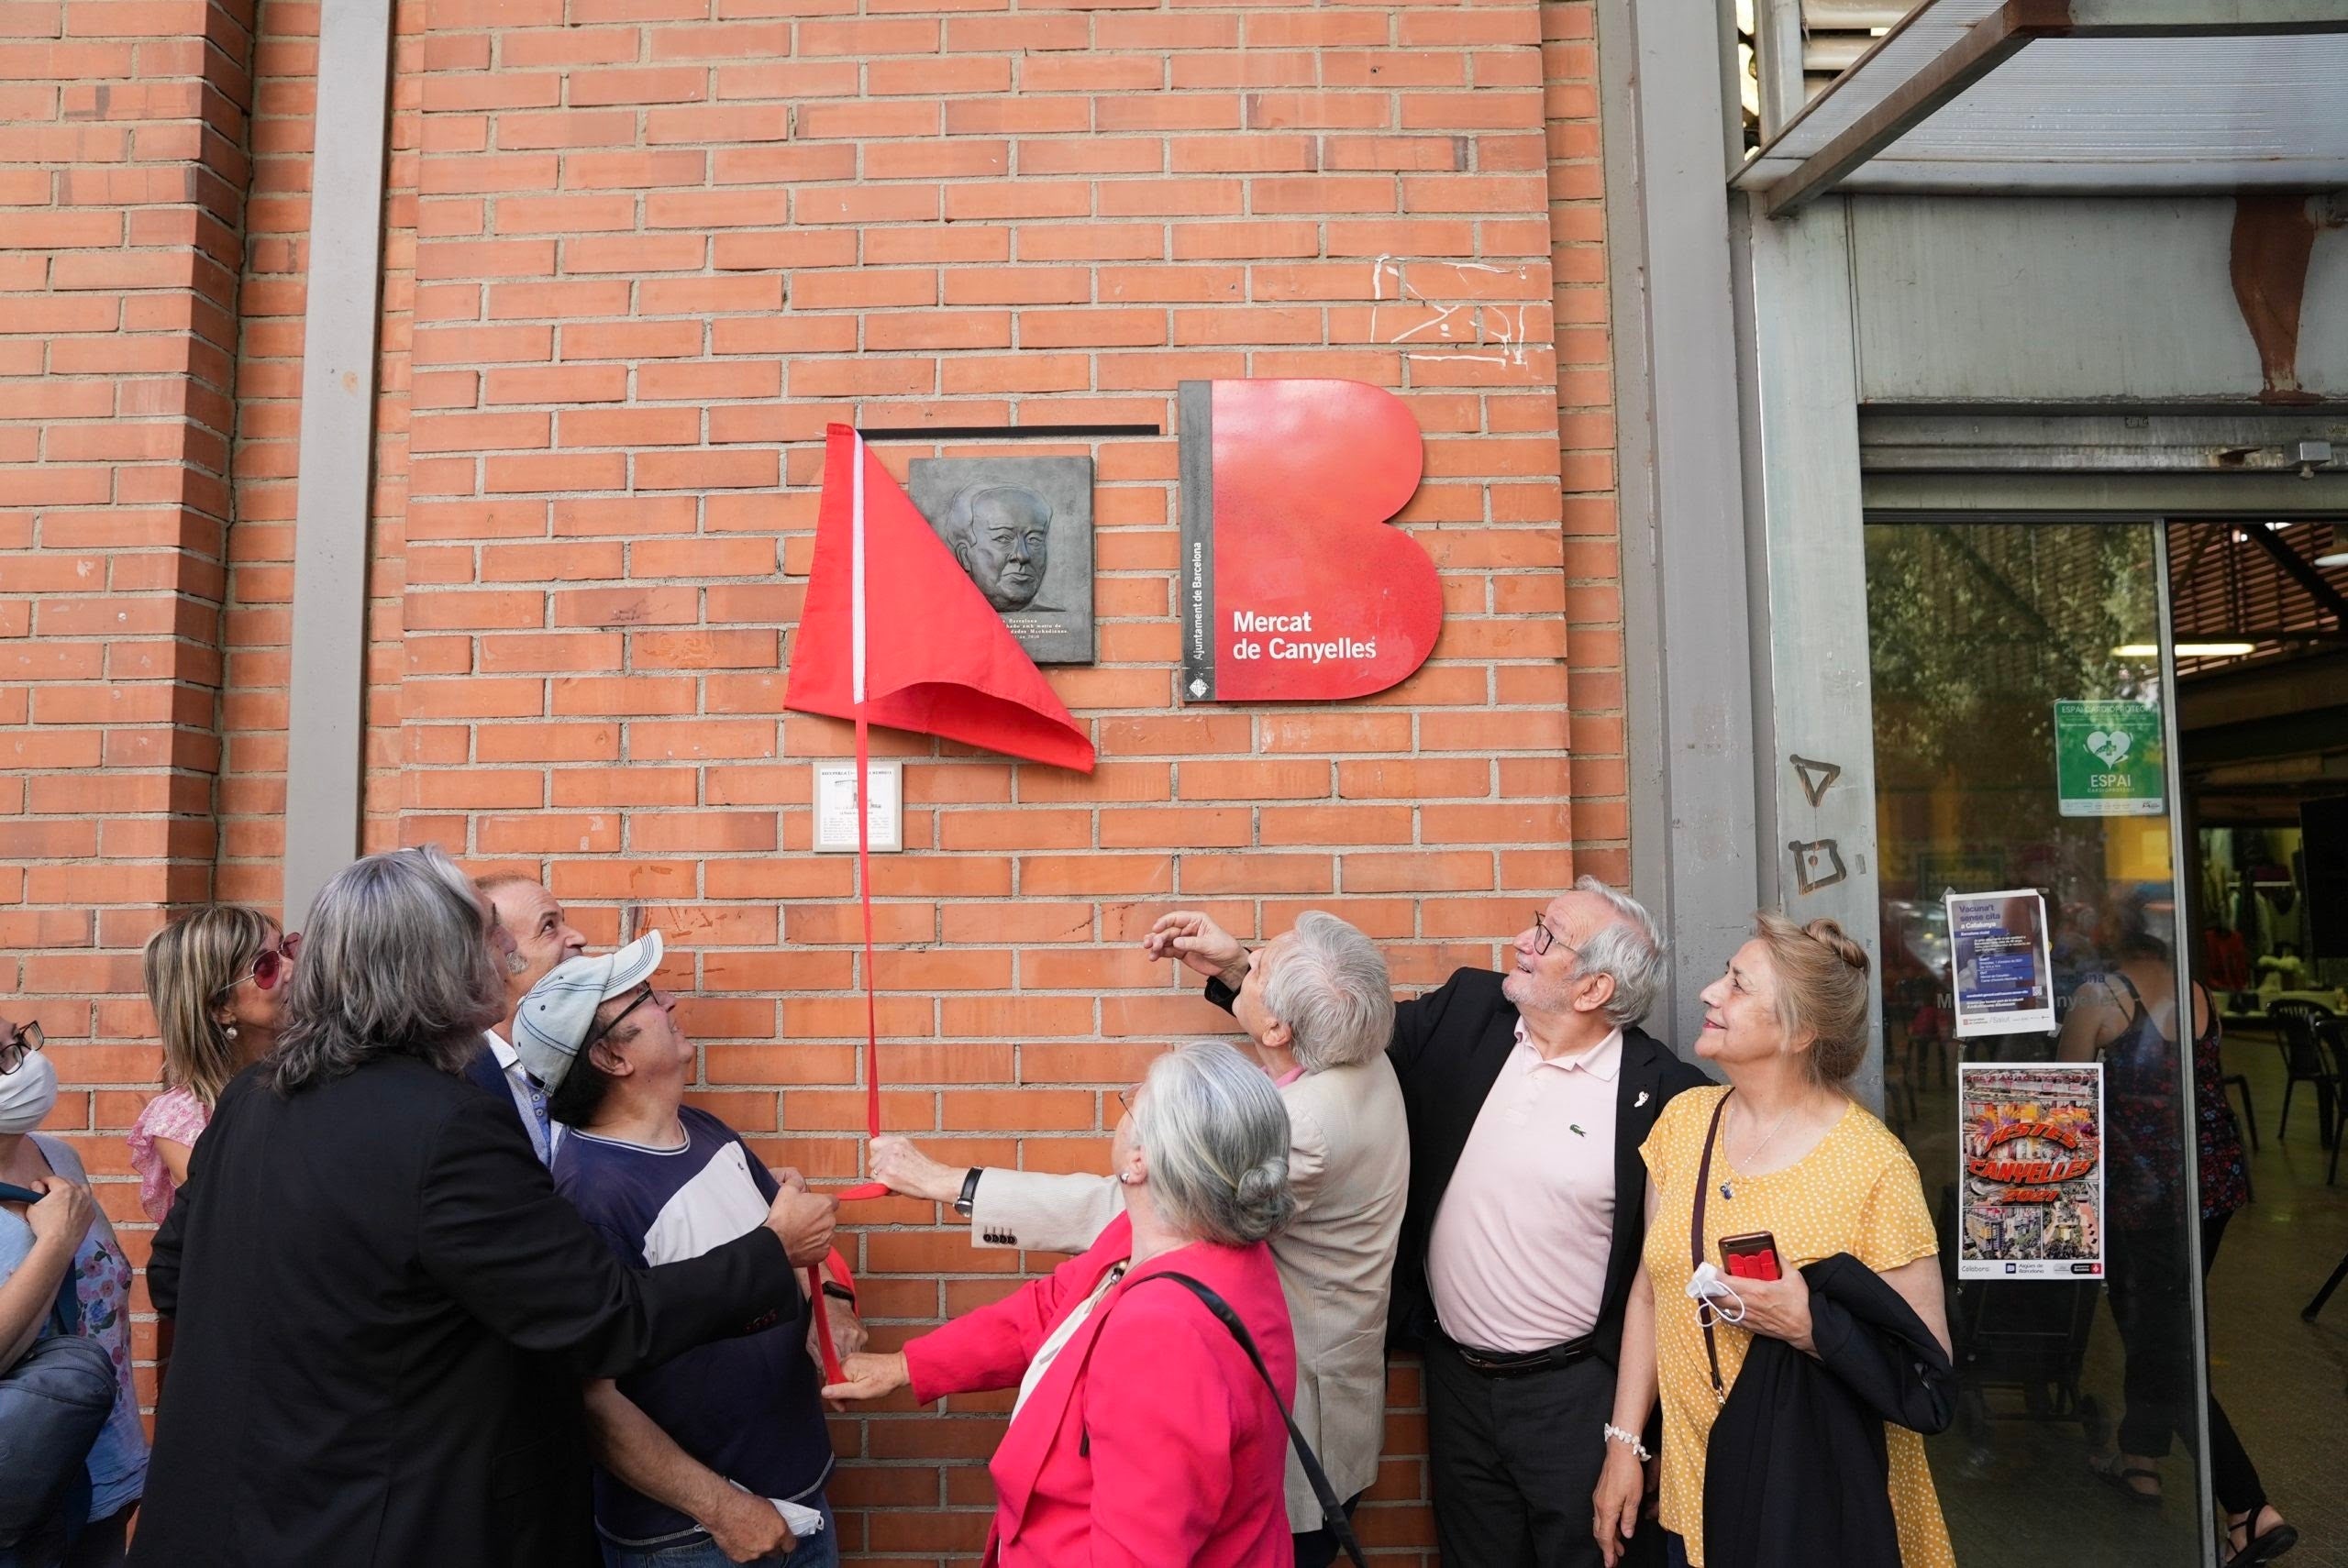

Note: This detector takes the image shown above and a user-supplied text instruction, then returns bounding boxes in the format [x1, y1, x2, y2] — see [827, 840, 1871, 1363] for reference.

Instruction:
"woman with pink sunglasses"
[128, 909, 300, 1221]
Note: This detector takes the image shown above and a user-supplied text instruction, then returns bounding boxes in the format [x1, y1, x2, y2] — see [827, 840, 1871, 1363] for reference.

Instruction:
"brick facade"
[4, 0, 1624, 1560]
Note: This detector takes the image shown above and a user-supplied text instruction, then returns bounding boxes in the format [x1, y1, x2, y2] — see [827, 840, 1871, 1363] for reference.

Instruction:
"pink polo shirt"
[1425, 1021, 1622, 1353]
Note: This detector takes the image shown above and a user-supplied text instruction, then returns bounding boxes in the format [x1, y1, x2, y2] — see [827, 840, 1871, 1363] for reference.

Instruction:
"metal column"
[281, 0, 395, 922]
[1733, 193, 1888, 1111]
[1602, 0, 1767, 1052]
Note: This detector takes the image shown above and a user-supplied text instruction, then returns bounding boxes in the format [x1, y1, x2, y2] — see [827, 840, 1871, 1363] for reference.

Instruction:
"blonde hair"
[1751, 911, 1871, 1084]
[143, 904, 279, 1109]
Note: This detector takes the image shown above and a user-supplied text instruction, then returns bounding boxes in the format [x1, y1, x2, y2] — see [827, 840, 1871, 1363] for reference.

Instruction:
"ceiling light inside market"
[2110, 642, 2255, 658]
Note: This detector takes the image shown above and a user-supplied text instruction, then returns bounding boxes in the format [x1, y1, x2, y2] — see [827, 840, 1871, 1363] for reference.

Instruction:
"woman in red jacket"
[825, 1041, 1299, 1567]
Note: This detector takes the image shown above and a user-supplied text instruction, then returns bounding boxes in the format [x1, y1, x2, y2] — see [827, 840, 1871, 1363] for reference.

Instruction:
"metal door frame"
[1855, 504, 2330, 1563]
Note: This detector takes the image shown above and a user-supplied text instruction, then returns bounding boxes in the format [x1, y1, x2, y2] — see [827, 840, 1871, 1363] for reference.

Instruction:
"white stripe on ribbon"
[849, 429, 867, 705]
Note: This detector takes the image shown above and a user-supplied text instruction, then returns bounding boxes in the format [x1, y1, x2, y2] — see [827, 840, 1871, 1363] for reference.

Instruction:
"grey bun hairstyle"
[1128, 1039, 1296, 1246]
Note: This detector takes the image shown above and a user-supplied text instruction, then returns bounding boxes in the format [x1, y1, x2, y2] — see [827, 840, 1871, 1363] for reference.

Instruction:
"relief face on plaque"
[908, 456, 1095, 665]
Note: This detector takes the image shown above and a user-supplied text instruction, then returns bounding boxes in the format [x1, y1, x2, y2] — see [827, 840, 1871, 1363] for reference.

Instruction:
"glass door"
[1864, 519, 2214, 1567]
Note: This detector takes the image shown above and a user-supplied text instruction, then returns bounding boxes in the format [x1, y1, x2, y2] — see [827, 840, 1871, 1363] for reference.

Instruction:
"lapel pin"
[1634, 1090, 1650, 1109]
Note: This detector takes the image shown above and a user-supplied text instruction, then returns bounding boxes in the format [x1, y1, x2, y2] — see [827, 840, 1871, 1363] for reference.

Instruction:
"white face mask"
[0, 1048, 58, 1136]
[1687, 1261, 1748, 1328]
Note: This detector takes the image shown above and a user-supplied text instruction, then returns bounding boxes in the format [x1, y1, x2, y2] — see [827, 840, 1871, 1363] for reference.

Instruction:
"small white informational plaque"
[813, 760, 903, 853]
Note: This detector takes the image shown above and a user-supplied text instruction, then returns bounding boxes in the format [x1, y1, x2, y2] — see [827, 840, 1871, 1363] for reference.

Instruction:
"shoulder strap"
[1, 1178, 83, 1337]
[2105, 971, 2145, 1013]
[1691, 1092, 1731, 1400]
[1143, 1272, 1368, 1568]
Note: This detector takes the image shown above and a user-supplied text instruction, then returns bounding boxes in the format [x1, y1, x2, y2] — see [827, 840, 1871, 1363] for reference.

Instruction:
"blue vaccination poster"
[1945, 889, 2056, 1039]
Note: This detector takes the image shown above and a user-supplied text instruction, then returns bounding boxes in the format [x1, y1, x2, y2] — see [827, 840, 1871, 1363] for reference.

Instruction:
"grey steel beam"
[1604, 0, 1761, 1054]
[1859, 411, 2348, 473]
[1761, 1, 2041, 216]
[1751, 0, 1809, 140]
[1733, 193, 1886, 1111]
[2066, 0, 2348, 30]
[1865, 471, 2348, 513]
[1755, 0, 2348, 215]
[282, 0, 394, 922]
[2243, 519, 2348, 626]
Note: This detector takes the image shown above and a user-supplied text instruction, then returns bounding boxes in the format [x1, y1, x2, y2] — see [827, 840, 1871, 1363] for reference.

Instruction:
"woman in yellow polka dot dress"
[1591, 913, 1954, 1568]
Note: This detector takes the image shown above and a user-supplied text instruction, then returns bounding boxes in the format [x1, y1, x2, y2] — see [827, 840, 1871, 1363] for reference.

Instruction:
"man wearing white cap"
[517, 935, 845, 1568]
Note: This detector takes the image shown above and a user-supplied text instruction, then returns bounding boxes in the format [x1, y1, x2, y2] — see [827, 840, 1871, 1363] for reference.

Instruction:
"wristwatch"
[953, 1166, 982, 1219]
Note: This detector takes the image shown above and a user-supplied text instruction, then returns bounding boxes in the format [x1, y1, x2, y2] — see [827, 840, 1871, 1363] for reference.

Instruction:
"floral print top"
[127, 1086, 210, 1222]
[0, 1136, 150, 1518]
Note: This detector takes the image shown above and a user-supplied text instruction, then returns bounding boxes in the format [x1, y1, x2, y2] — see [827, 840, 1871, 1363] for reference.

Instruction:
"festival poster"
[1957, 1063, 2105, 1280]
[1945, 889, 2056, 1038]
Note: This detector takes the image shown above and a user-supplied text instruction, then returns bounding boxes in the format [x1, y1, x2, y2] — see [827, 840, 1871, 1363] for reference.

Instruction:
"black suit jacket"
[1209, 966, 1707, 1367]
[133, 1055, 797, 1568]
[460, 1035, 529, 1141]
[1380, 968, 1709, 1366]
[1703, 1253, 1955, 1568]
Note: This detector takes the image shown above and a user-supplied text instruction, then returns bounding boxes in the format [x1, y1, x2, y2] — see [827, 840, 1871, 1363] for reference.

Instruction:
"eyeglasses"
[0, 1021, 42, 1076]
[1529, 911, 1580, 960]
[581, 983, 659, 1055]
[215, 933, 301, 1000]
[1114, 1085, 1138, 1115]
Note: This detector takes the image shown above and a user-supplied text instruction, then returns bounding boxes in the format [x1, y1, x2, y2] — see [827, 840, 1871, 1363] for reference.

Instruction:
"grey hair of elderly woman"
[1129, 1040, 1296, 1247]
[271, 845, 508, 1094]
[1259, 911, 1394, 1073]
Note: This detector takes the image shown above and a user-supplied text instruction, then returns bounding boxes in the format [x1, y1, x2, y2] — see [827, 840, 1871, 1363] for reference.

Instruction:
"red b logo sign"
[1178, 379, 1441, 702]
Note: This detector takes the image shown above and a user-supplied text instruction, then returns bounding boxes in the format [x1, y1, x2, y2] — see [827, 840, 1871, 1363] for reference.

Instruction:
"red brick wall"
[8, 0, 1623, 1560]
[0, 0, 257, 1392]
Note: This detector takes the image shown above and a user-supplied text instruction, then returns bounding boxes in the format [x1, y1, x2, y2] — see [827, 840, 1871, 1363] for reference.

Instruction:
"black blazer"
[1213, 966, 1708, 1367]
[461, 1034, 530, 1141]
[1702, 1253, 1955, 1568]
[133, 1055, 798, 1568]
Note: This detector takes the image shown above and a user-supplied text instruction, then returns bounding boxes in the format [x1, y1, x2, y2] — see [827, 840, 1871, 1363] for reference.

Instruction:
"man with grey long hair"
[130, 845, 837, 1568]
[1146, 881, 1708, 1568]
[868, 910, 1408, 1568]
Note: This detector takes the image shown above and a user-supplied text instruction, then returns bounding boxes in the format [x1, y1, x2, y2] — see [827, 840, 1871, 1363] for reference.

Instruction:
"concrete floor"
[1914, 1024, 2348, 1568]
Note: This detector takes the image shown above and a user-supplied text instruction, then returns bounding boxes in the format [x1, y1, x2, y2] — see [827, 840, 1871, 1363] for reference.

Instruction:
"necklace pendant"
[1719, 1180, 1733, 1200]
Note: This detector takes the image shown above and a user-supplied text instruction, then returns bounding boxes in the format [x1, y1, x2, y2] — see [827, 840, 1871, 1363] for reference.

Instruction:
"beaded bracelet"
[1601, 1423, 1652, 1463]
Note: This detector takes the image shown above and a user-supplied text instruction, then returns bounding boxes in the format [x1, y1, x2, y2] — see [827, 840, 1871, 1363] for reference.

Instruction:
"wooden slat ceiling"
[2168, 521, 2348, 677]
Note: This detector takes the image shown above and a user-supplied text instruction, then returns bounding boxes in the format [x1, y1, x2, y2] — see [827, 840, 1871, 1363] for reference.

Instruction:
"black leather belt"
[1443, 1331, 1596, 1377]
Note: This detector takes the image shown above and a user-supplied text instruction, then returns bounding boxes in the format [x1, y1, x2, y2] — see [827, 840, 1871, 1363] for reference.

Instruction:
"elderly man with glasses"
[1146, 881, 1709, 1568]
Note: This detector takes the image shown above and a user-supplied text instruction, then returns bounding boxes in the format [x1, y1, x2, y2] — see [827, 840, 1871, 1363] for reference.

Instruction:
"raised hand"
[1142, 911, 1248, 987]
[868, 1135, 962, 1206]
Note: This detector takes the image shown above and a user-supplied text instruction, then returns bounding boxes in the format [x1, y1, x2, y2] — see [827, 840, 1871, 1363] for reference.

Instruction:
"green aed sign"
[2054, 700, 2165, 818]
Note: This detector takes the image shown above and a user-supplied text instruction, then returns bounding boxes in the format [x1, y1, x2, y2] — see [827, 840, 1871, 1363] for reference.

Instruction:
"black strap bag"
[1138, 1272, 1370, 1568]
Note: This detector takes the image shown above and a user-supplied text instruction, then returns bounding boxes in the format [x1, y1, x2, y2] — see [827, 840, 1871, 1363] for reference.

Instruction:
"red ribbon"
[813, 701, 890, 1388]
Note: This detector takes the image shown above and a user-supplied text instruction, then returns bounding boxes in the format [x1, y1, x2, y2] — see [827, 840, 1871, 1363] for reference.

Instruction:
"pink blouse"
[127, 1087, 211, 1222]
